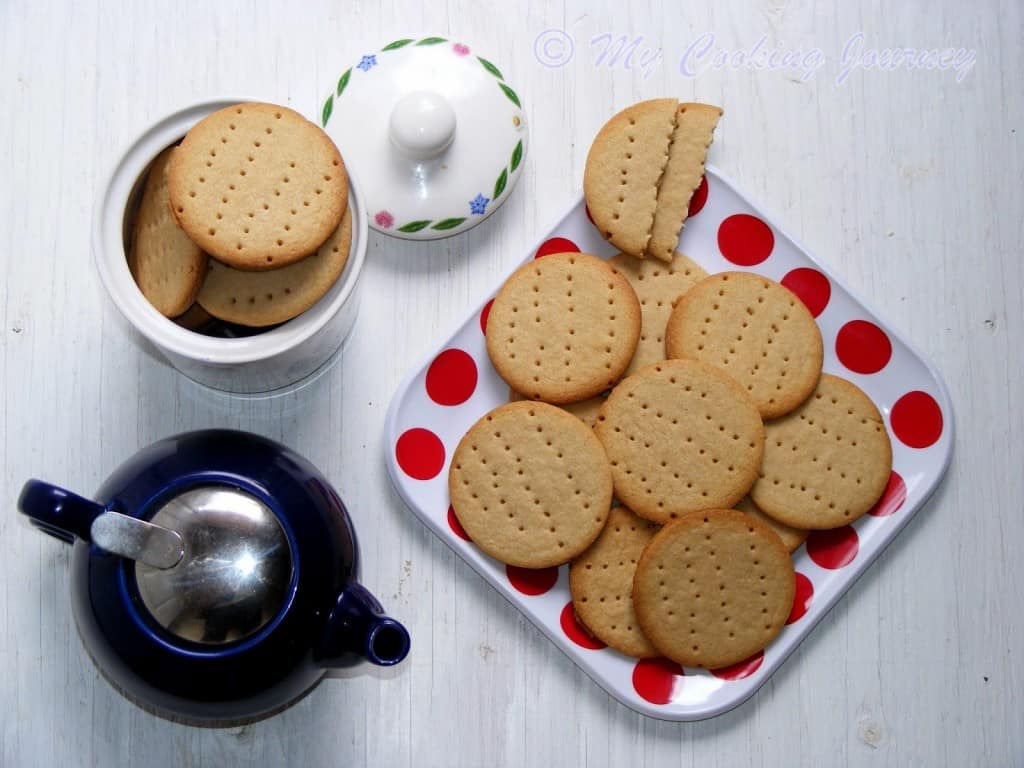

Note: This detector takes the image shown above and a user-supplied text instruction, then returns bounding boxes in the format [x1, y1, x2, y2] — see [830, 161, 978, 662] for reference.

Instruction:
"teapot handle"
[17, 479, 105, 544]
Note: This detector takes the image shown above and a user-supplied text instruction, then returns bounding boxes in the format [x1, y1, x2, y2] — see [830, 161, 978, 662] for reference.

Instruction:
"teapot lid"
[134, 485, 293, 645]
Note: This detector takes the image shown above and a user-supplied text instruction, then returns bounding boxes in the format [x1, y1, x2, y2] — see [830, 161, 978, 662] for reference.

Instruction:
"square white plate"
[384, 166, 954, 720]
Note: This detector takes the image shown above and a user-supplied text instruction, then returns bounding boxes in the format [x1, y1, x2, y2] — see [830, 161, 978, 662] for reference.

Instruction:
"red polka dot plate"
[384, 166, 954, 721]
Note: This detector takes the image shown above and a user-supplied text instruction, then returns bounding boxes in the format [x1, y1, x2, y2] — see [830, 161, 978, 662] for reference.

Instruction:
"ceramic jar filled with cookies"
[95, 100, 368, 393]
[448, 100, 894, 671]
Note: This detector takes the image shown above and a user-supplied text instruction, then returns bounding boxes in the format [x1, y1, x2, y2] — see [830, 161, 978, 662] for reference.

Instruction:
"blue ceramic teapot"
[17, 429, 409, 723]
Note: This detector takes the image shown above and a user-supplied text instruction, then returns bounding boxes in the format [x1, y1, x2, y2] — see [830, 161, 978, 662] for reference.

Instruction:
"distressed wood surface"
[1, 1, 1021, 765]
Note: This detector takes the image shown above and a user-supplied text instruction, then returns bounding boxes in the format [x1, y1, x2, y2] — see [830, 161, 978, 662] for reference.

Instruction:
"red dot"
[717, 214, 774, 266]
[835, 320, 893, 374]
[394, 428, 445, 481]
[425, 348, 478, 406]
[711, 650, 764, 681]
[506, 565, 558, 596]
[688, 175, 709, 217]
[781, 267, 831, 318]
[447, 505, 471, 541]
[632, 658, 685, 705]
[535, 237, 580, 259]
[786, 572, 814, 624]
[479, 299, 494, 334]
[559, 602, 606, 649]
[807, 526, 859, 570]
[868, 472, 907, 517]
[891, 391, 944, 448]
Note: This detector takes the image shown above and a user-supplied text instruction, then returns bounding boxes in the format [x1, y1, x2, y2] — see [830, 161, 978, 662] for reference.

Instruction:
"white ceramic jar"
[93, 99, 367, 394]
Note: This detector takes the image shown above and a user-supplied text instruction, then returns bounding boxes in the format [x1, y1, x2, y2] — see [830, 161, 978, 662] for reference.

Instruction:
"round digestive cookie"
[633, 509, 795, 669]
[508, 388, 606, 429]
[196, 206, 352, 327]
[665, 271, 823, 419]
[169, 103, 347, 270]
[594, 359, 764, 524]
[485, 252, 641, 404]
[735, 496, 807, 554]
[749, 373, 892, 530]
[584, 98, 678, 259]
[448, 401, 613, 568]
[608, 251, 707, 376]
[569, 505, 661, 657]
[128, 146, 208, 317]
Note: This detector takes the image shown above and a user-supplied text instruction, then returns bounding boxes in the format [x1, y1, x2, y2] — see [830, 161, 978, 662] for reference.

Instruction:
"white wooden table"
[2, 1, 1021, 765]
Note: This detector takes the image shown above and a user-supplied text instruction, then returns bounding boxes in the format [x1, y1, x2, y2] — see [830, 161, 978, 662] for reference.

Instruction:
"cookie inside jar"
[121, 102, 352, 339]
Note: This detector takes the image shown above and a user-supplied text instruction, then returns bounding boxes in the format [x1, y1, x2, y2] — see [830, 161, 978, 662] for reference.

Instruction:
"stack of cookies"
[127, 103, 352, 331]
[448, 101, 893, 670]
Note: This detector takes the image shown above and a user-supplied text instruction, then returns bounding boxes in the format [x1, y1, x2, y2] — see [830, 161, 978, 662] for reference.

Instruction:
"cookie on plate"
[169, 103, 347, 270]
[127, 146, 208, 317]
[569, 505, 661, 658]
[645, 102, 722, 263]
[633, 509, 795, 669]
[196, 206, 352, 327]
[665, 271, 823, 419]
[485, 252, 641, 404]
[508, 388, 606, 429]
[735, 496, 807, 554]
[594, 359, 764, 523]
[584, 99, 678, 259]
[448, 401, 613, 568]
[608, 251, 707, 376]
[749, 373, 893, 530]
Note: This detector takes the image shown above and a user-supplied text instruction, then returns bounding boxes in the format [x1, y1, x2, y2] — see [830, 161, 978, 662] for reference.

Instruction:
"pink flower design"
[375, 210, 395, 228]
[452, 43, 470, 57]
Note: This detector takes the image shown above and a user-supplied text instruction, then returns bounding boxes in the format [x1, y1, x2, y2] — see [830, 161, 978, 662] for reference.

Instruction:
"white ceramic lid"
[320, 36, 528, 240]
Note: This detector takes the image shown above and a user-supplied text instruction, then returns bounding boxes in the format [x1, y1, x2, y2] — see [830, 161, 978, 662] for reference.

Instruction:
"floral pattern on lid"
[321, 36, 528, 240]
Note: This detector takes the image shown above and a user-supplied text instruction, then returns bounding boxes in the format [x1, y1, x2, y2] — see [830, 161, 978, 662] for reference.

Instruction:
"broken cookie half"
[584, 99, 722, 263]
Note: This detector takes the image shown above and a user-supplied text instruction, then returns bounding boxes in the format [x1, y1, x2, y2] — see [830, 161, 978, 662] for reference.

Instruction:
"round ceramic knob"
[389, 90, 457, 160]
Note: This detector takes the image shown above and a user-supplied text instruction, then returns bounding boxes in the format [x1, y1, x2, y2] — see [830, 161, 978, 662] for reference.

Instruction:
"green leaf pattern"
[397, 220, 432, 233]
[498, 83, 521, 108]
[510, 140, 523, 172]
[477, 56, 503, 79]
[432, 218, 467, 230]
[336, 68, 351, 97]
[493, 169, 508, 200]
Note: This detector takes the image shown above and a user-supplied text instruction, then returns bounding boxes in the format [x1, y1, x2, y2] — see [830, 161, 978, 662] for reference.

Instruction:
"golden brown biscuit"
[665, 271, 823, 419]
[448, 402, 613, 568]
[645, 103, 722, 262]
[584, 99, 678, 259]
[749, 374, 893, 529]
[128, 147, 208, 317]
[485, 253, 641, 404]
[735, 496, 807, 553]
[169, 103, 347, 270]
[608, 251, 707, 376]
[570, 505, 661, 657]
[508, 388, 606, 428]
[633, 509, 795, 669]
[196, 206, 352, 327]
[594, 360, 765, 523]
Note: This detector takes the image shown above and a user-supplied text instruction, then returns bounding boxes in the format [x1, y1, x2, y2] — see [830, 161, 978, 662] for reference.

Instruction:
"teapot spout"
[315, 583, 410, 668]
